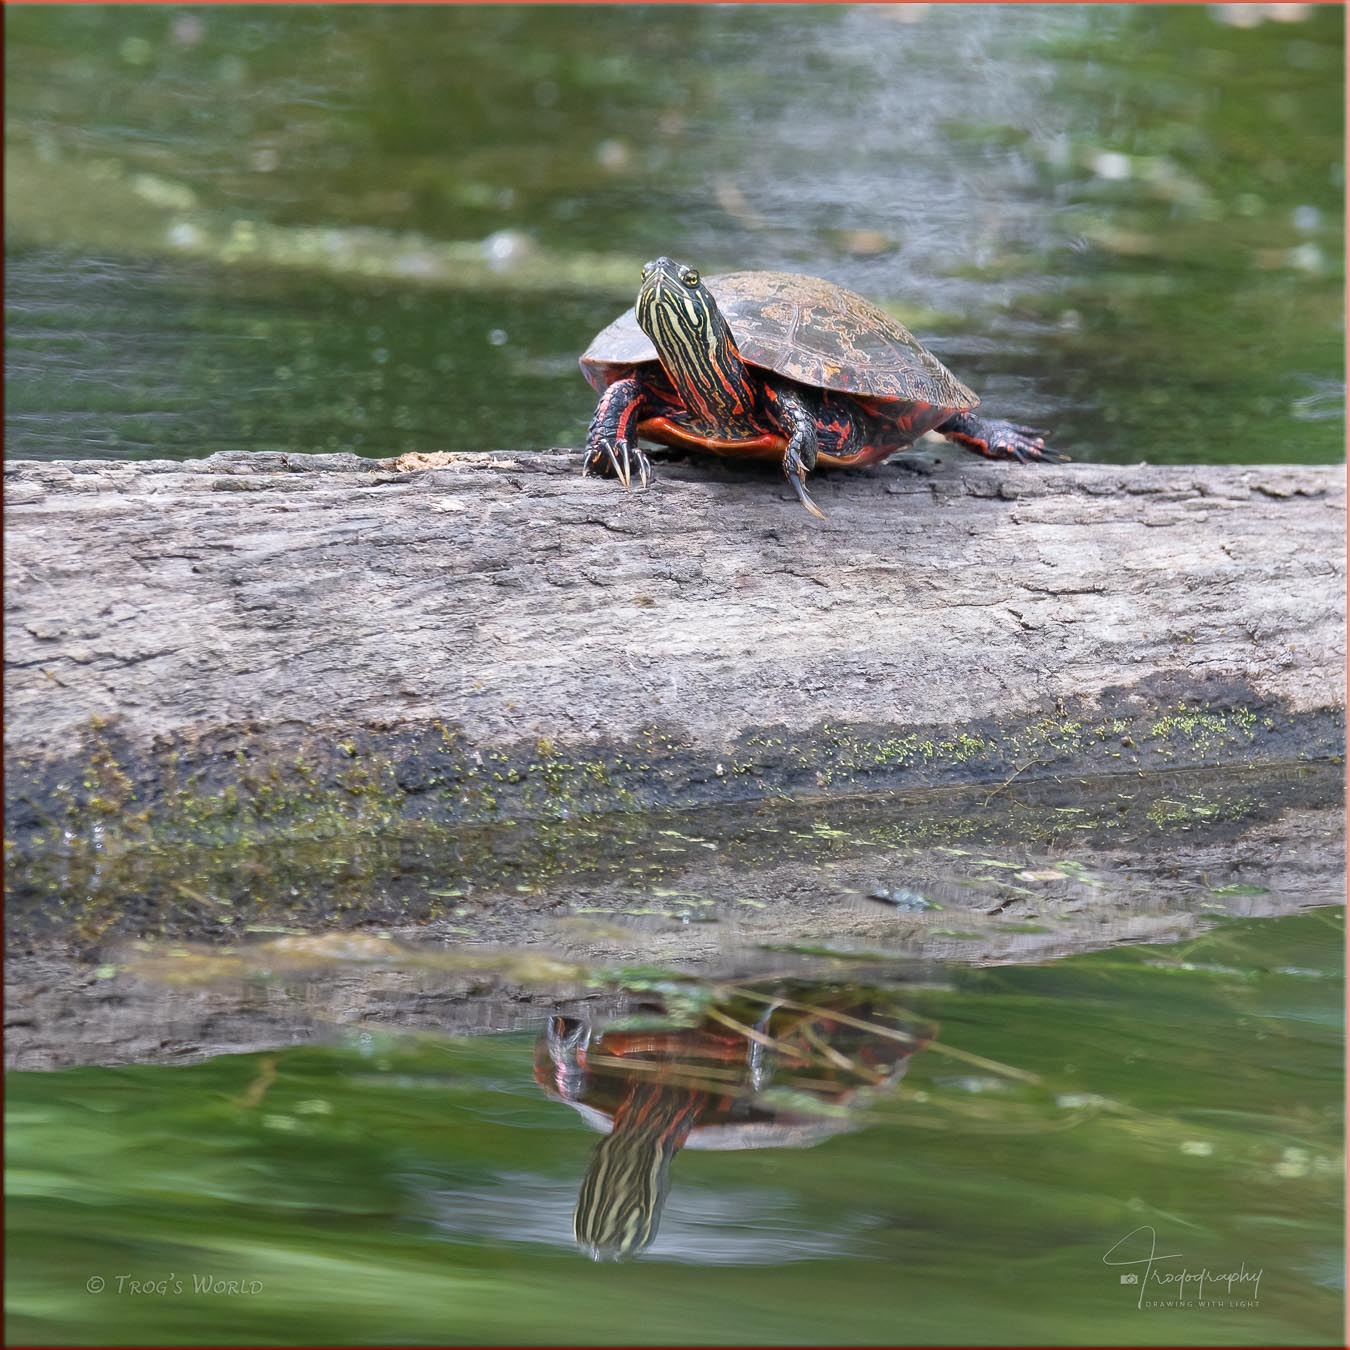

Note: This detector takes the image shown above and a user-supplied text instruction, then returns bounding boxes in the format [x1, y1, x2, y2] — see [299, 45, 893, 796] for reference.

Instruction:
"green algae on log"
[4, 452, 1344, 859]
[6, 763, 1343, 1069]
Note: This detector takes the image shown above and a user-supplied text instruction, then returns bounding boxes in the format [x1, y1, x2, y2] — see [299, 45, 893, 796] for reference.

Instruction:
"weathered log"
[4, 450, 1344, 860]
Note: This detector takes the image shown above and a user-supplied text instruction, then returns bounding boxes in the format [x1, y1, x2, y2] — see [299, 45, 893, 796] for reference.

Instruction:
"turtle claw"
[988, 424, 1047, 463]
[786, 465, 827, 520]
[783, 438, 827, 520]
[582, 438, 651, 492]
[943, 415, 1067, 466]
[634, 447, 652, 489]
[609, 439, 630, 488]
[1003, 424, 1070, 464]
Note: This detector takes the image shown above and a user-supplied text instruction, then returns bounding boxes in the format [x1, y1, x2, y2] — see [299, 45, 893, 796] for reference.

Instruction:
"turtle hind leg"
[583, 376, 654, 489]
[764, 383, 826, 519]
[937, 411, 1068, 464]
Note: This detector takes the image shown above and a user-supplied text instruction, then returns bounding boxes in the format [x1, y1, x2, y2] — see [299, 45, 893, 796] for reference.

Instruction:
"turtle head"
[635, 257, 754, 432]
[573, 1125, 675, 1262]
[637, 255, 708, 317]
[572, 1079, 701, 1262]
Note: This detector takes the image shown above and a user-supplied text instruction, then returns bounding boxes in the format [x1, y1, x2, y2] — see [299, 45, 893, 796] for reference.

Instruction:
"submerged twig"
[232, 1055, 277, 1109]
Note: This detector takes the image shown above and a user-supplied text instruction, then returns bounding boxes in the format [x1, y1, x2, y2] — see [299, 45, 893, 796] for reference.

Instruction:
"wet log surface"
[5, 450, 1343, 835]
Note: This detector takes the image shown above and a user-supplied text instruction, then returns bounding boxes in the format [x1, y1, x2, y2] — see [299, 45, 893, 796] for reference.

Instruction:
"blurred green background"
[5, 3, 1343, 463]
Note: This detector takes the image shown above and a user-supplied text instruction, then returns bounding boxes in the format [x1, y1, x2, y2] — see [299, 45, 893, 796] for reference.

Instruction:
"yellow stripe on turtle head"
[636, 257, 755, 432]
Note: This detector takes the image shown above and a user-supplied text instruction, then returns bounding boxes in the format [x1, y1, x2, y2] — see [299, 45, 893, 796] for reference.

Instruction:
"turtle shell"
[581, 270, 978, 410]
[534, 1012, 922, 1151]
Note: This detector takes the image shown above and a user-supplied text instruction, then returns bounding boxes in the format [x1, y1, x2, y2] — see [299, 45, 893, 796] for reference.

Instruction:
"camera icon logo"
[1119, 1273, 1139, 1285]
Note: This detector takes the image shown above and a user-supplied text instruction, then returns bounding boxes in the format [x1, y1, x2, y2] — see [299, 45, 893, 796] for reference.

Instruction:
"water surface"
[5, 4, 1343, 465]
[6, 910, 1342, 1346]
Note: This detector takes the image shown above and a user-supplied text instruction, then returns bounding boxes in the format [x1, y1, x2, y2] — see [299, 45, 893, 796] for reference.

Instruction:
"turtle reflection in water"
[535, 984, 935, 1261]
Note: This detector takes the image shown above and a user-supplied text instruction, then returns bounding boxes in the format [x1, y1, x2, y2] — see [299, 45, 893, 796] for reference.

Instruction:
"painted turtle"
[580, 256, 1065, 518]
[536, 985, 933, 1261]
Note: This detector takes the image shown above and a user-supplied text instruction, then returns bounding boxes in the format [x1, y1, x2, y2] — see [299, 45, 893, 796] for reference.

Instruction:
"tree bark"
[4, 450, 1344, 852]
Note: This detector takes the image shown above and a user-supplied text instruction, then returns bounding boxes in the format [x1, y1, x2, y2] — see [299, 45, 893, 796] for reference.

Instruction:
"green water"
[6, 910, 1342, 1346]
[5, 4, 1343, 465]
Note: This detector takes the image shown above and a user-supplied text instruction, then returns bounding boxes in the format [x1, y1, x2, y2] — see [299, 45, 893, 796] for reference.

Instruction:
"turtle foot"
[941, 414, 1068, 465]
[581, 438, 652, 490]
[544, 1015, 592, 1101]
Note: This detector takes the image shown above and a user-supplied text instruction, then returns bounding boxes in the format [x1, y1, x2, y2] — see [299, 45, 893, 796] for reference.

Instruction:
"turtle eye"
[681, 268, 700, 287]
[641, 261, 656, 279]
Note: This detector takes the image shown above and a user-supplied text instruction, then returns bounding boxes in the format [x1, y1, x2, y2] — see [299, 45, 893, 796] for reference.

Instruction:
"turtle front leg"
[544, 1015, 592, 1102]
[937, 412, 1067, 464]
[765, 384, 825, 519]
[583, 376, 653, 490]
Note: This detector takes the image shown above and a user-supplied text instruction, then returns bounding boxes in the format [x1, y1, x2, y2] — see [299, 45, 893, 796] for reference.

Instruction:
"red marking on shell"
[638, 416, 787, 460]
